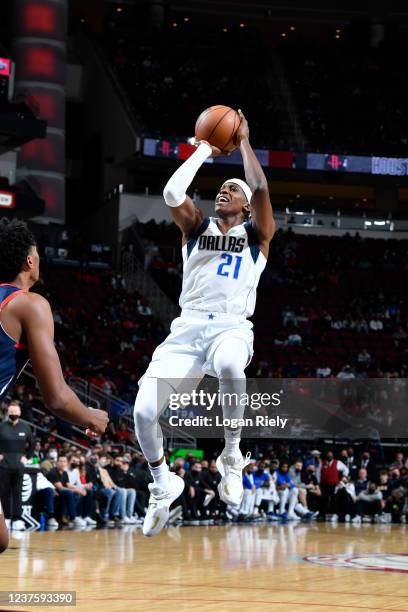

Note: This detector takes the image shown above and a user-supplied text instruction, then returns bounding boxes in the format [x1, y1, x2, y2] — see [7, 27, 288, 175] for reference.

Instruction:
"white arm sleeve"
[163, 142, 212, 207]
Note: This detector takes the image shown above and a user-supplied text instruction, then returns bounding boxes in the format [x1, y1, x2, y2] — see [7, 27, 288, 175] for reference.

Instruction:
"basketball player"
[0, 219, 108, 443]
[0, 500, 8, 553]
[134, 110, 275, 536]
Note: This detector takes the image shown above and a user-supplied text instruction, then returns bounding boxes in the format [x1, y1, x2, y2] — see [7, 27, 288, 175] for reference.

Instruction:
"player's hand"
[86, 407, 109, 436]
[234, 109, 249, 146]
[194, 139, 222, 158]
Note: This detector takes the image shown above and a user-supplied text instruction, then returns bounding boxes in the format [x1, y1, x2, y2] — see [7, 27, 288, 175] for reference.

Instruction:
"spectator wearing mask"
[304, 450, 322, 482]
[377, 470, 392, 499]
[357, 451, 376, 481]
[95, 454, 124, 525]
[289, 459, 309, 510]
[353, 481, 384, 524]
[47, 456, 86, 527]
[320, 452, 349, 518]
[302, 464, 321, 514]
[276, 461, 311, 521]
[200, 460, 223, 518]
[41, 448, 58, 474]
[120, 458, 144, 522]
[334, 475, 356, 522]
[67, 455, 96, 526]
[385, 487, 406, 523]
[354, 468, 368, 496]
[108, 456, 137, 524]
[0, 401, 34, 531]
[184, 460, 205, 522]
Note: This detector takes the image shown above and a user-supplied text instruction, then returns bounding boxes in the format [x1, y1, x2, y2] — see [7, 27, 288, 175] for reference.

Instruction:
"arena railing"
[68, 375, 197, 450]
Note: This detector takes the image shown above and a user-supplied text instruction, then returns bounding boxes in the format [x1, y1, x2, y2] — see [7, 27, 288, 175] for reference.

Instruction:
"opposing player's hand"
[86, 407, 109, 436]
[194, 139, 222, 158]
[234, 109, 249, 146]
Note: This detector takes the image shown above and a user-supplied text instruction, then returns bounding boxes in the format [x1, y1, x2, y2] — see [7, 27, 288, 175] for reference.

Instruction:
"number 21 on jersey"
[216, 253, 242, 279]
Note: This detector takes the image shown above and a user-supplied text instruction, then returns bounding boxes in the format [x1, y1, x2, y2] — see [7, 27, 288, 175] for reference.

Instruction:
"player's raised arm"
[17, 293, 108, 435]
[163, 141, 221, 239]
[236, 110, 276, 251]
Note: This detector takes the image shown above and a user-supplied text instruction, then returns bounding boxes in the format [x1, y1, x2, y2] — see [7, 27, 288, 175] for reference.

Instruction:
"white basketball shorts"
[140, 308, 254, 383]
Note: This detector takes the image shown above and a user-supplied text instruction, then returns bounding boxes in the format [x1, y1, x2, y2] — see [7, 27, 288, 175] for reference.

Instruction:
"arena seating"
[132, 221, 408, 378]
[102, 8, 286, 148]
[278, 36, 408, 155]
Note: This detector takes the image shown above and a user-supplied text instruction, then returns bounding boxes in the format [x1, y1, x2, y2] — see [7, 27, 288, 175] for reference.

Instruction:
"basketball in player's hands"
[195, 105, 241, 154]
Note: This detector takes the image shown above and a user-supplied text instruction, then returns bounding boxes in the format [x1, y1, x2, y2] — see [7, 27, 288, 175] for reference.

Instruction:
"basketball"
[195, 105, 241, 153]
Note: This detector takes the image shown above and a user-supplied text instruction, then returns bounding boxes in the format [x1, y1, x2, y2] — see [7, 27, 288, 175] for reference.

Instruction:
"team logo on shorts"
[304, 553, 408, 573]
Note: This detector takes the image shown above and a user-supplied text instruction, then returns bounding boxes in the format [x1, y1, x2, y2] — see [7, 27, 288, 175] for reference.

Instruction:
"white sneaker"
[352, 515, 362, 525]
[11, 520, 26, 531]
[84, 516, 97, 526]
[331, 514, 339, 523]
[73, 517, 86, 527]
[216, 451, 251, 506]
[122, 516, 132, 524]
[5, 519, 11, 530]
[143, 473, 184, 537]
[287, 512, 301, 521]
[46, 517, 59, 528]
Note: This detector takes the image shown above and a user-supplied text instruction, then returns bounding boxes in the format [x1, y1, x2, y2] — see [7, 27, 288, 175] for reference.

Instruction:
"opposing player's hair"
[0, 217, 37, 282]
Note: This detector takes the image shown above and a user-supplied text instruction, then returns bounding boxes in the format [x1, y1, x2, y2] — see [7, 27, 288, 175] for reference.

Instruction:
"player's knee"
[216, 361, 245, 380]
[133, 397, 157, 433]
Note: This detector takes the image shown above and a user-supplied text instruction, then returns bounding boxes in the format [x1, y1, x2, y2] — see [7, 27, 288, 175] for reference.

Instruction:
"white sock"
[150, 461, 170, 489]
[224, 436, 241, 459]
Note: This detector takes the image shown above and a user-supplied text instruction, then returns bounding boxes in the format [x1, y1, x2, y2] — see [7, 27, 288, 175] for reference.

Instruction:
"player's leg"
[212, 337, 251, 506]
[134, 373, 201, 536]
[0, 500, 9, 553]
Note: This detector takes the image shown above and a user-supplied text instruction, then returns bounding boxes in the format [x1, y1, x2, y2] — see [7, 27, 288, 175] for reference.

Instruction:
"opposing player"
[0, 500, 8, 553]
[134, 110, 275, 536]
[0, 218, 109, 546]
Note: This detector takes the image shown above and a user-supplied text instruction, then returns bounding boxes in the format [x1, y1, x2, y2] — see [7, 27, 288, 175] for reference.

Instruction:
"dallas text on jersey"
[198, 235, 246, 253]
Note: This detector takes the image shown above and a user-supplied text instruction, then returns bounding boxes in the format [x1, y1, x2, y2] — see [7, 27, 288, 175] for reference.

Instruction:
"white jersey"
[180, 217, 267, 317]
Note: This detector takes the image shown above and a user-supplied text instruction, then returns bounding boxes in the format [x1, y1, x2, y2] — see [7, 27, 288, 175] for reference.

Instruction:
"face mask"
[9, 414, 19, 422]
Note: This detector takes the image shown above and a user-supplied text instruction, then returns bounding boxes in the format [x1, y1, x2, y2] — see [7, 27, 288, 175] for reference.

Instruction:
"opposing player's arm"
[163, 141, 221, 239]
[0, 500, 8, 554]
[237, 110, 275, 254]
[17, 293, 108, 434]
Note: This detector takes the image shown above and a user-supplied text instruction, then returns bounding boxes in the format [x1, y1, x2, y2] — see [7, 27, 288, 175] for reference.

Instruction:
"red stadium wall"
[13, 0, 67, 221]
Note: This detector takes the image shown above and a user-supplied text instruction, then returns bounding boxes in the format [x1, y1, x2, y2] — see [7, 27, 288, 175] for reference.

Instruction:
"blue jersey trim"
[186, 217, 210, 259]
[244, 221, 260, 263]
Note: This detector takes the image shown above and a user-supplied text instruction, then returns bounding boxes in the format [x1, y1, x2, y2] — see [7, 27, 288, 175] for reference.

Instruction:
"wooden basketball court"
[1, 524, 407, 612]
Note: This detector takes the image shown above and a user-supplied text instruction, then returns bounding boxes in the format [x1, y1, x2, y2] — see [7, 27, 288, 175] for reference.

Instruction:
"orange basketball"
[195, 105, 240, 153]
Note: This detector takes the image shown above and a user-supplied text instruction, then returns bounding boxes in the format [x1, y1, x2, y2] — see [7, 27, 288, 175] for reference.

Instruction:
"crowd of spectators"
[102, 7, 285, 148]
[130, 222, 408, 379]
[279, 34, 408, 155]
[1, 393, 407, 530]
[100, 7, 408, 156]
